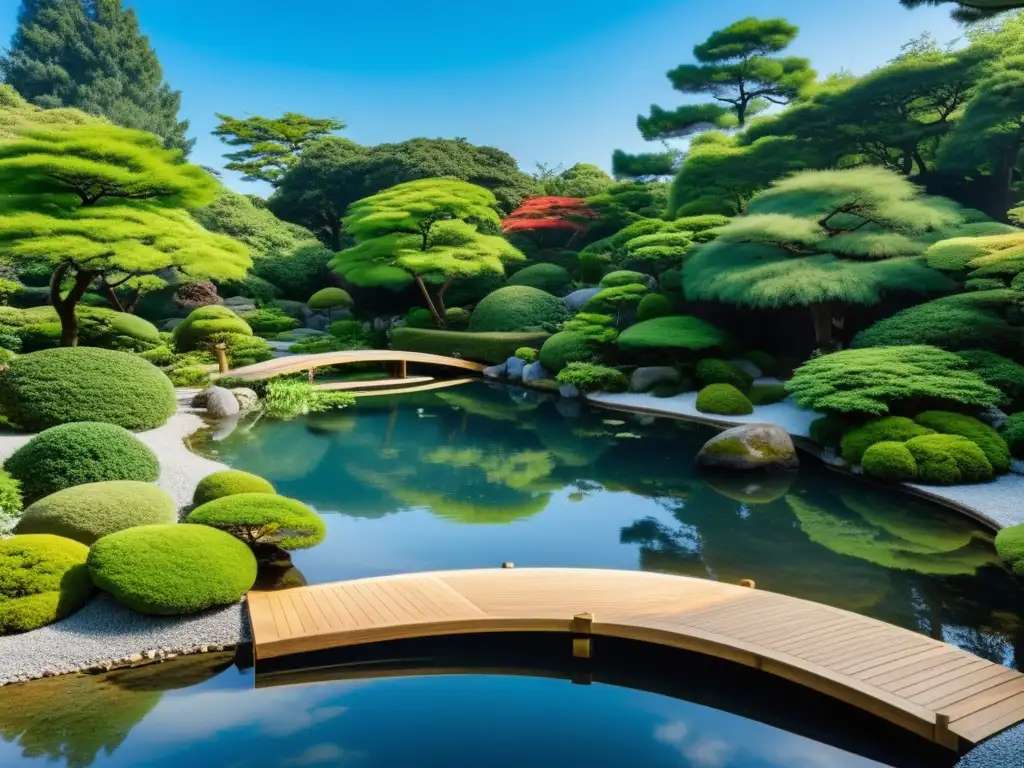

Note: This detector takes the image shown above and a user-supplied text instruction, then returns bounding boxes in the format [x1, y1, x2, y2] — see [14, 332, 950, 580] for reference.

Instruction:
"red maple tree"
[501, 196, 597, 235]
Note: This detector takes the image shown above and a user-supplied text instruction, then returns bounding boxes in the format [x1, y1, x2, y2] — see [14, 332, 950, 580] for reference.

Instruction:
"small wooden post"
[396, 359, 407, 379]
[572, 612, 593, 659]
[214, 343, 228, 375]
[501, 561, 515, 569]
[934, 713, 959, 751]
[307, 366, 315, 384]
[740, 579, 756, 589]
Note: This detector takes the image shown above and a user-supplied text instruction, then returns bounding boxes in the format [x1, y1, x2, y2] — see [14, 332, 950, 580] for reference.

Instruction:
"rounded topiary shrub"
[840, 416, 934, 465]
[172, 306, 252, 353]
[4, 423, 160, 505]
[515, 347, 538, 364]
[636, 293, 671, 322]
[914, 410, 1011, 474]
[695, 384, 753, 416]
[187, 493, 326, 551]
[468, 286, 570, 333]
[904, 434, 993, 485]
[861, 441, 918, 482]
[193, 470, 276, 506]
[1000, 412, 1024, 459]
[15, 481, 176, 545]
[308, 287, 354, 311]
[0, 347, 176, 432]
[539, 331, 597, 373]
[508, 264, 571, 295]
[555, 362, 628, 393]
[87, 524, 257, 615]
[696, 358, 754, 391]
[0, 534, 93, 634]
[995, 524, 1024, 573]
[599, 270, 649, 289]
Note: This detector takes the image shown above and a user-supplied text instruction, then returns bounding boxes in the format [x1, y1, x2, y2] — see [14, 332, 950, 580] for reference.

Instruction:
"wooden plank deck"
[224, 349, 487, 381]
[247, 568, 1024, 751]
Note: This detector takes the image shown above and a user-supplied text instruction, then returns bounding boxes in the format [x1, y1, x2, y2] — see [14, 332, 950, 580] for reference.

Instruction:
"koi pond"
[1, 380, 1020, 767]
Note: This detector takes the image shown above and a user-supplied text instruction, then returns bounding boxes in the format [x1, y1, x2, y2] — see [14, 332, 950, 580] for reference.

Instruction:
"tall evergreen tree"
[900, 0, 1023, 22]
[1, 0, 192, 154]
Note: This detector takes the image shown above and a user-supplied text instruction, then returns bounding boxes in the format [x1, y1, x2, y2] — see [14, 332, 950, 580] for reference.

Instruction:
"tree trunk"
[50, 265, 96, 347]
[413, 274, 445, 328]
[435, 279, 452, 320]
[101, 280, 127, 312]
[809, 303, 834, 351]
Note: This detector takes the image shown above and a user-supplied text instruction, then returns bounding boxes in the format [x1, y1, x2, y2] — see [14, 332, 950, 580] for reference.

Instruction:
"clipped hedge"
[15, 481, 176, 545]
[243, 308, 300, 335]
[618, 316, 733, 356]
[861, 442, 918, 482]
[695, 384, 753, 415]
[172, 306, 252, 352]
[0, 347, 176, 431]
[468, 286, 570, 333]
[913, 411, 1011, 474]
[599, 270, 649, 288]
[995, 524, 1024, 573]
[696, 358, 753, 391]
[508, 264, 571, 294]
[582, 283, 647, 315]
[390, 328, 549, 365]
[0, 534, 93, 634]
[840, 416, 934, 465]
[904, 434, 993, 485]
[193, 470, 276, 506]
[308, 287, 354, 310]
[555, 362, 628, 393]
[636, 293, 671, 321]
[539, 331, 598, 373]
[4, 422, 160, 505]
[88, 524, 257, 615]
[187, 493, 326, 551]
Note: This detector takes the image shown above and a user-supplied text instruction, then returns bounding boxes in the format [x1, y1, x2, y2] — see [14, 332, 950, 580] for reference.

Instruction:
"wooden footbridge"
[222, 350, 486, 396]
[246, 568, 1024, 752]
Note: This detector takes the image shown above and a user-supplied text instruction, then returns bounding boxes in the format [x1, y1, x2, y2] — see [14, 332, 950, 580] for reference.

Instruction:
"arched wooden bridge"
[246, 568, 1024, 752]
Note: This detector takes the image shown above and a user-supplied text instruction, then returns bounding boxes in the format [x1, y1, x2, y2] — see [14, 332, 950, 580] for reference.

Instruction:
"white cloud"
[284, 743, 349, 766]
[654, 720, 688, 745]
[685, 738, 732, 768]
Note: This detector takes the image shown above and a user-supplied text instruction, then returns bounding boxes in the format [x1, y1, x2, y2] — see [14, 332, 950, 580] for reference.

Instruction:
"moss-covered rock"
[695, 383, 753, 415]
[695, 423, 798, 471]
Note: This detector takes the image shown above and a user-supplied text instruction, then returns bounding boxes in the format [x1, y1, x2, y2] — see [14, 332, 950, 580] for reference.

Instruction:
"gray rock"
[483, 362, 507, 379]
[231, 387, 259, 411]
[223, 296, 256, 312]
[290, 328, 326, 338]
[730, 358, 762, 379]
[559, 384, 580, 398]
[980, 406, 1009, 430]
[522, 361, 551, 384]
[506, 356, 525, 382]
[190, 388, 212, 408]
[304, 313, 330, 332]
[161, 318, 183, 332]
[695, 423, 799, 472]
[564, 287, 600, 311]
[630, 366, 679, 393]
[204, 386, 240, 419]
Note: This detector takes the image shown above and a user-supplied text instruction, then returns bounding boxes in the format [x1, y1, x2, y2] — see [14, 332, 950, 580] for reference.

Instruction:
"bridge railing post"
[572, 612, 594, 659]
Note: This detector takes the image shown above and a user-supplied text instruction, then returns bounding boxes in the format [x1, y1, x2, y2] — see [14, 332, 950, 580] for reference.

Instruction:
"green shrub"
[1000, 412, 1024, 458]
[786, 346, 1003, 416]
[0, 347, 176, 431]
[468, 286, 570, 333]
[404, 307, 435, 328]
[508, 264, 571, 294]
[555, 362, 628, 393]
[995, 524, 1024, 573]
[861, 442, 918, 482]
[618, 316, 734, 357]
[955, 350, 1024, 403]
[139, 345, 174, 366]
[0, 347, 14, 365]
[193, 470, 276, 506]
[243, 308, 300, 335]
[840, 416, 935, 464]
[696, 358, 753, 391]
[913, 410, 1011, 474]
[4, 422, 160, 505]
[809, 415, 848, 449]
[749, 382, 788, 405]
[0, 470, 22, 533]
[206, 332, 273, 367]
[515, 347, 538, 363]
[288, 335, 353, 354]
[307, 286, 353, 311]
[15, 481, 176, 545]
[599, 270, 649, 288]
[14, 306, 161, 352]
[87, 524, 257, 615]
[695, 384, 753, 415]
[167, 364, 211, 387]
[636, 293, 671, 321]
[905, 434, 993, 485]
[329, 320, 368, 341]
[562, 313, 618, 343]
[539, 331, 598, 373]
[582, 283, 647, 316]
[0, 534, 93, 634]
[390, 328, 549, 364]
[187, 494, 325, 551]
[172, 306, 252, 353]
[444, 307, 471, 331]
[743, 350, 784, 377]
[263, 379, 355, 420]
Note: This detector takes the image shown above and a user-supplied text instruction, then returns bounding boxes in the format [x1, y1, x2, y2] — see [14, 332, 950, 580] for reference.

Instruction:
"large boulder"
[630, 366, 679, 393]
[231, 387, 259, 412]
[696, 423, 799, 472]
[204, 386, 240, 419]
[564, 287, 600, 312]
[522, 361, 551, 384]
[505, 356, 525, 382]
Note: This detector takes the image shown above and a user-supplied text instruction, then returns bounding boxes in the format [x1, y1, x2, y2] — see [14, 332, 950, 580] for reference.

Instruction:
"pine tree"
[1, 0, 193, 154]
[332, 179, 525, 327]
[900, 0, 1024, 22]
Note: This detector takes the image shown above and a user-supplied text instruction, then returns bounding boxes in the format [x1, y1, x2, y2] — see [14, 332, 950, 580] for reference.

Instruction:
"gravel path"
[587, 388, 1024, 529]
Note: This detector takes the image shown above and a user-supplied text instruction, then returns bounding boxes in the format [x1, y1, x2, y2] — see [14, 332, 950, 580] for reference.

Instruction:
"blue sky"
[1, 0, 962, 195]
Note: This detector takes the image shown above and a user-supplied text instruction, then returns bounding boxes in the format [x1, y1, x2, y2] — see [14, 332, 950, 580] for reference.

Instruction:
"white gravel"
[956, 723, 1024, 768]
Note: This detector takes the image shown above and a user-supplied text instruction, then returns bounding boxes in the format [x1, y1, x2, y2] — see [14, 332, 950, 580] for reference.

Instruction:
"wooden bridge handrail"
[223, 349, 486, 381]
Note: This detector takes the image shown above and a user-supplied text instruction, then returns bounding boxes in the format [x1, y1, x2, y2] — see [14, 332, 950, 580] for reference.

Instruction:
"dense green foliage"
[904, 433, 993, 484]
[599, 270, 648, 288]
[618, 316, 733, 356]
[193, 470, 276, 506]
[87, 524, 257, 615]
[514, 347, 538, 363]
[636, 293, 671, 321]
[582, 283, 648, 319]
[0, 470, 22, 534]
[4, 422, 159, 504]
[786, 346, 1003, 415]
[913, 410, 1011, 473]
[308, 287, 353, 310]
[172, 306, 252, 352]
[995, 524, 1024, 573]
[469, 286, 570, 333]
[0, 347, 175, 431]
[213, 112, 345, 185]
[748, 382, 789, 405]
[840, 416, 934, 464]
[187, 493, 326, 550]
[391, 328, 549, 364]
[243, 307, 300, 335]
[16, 481, 176, 545]
[554, 362, 628, 393]
[263, 380, 354, 420]
[1000, 412, 1024, 458]
[696, 358, 754, 391]
[956, 350, 1024, 404]
[539, 331, 599, 373]
[0, 534, 93, 635]
[809, 414, 848, 449]
[861, 442, 920, 482]
[508, 264, 572, 294]
[695, 383, 754, 415]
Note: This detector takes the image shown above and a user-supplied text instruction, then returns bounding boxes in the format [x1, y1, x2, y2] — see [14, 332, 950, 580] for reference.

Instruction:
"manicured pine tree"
[332, 178, 525, 328]
[900, 0, 1024, 22]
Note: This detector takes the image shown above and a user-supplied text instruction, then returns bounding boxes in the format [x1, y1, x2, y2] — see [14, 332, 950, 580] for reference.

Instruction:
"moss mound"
[749, 382, 788, 405]
[861, 442, 918, 482]
[307, 287, 353, 310]
[695, 384, 753, 415]
[193, 470, 276, 506]
[995, 524, 1024, 573]
[696, 358, 753, 391]
[618, 316, 733, 356]
[508, 264, 571, 294]
[468, 286, 570, 333]
[87, 524, 257, 615]
[16, 481, 175, 545]
[172, 306, 252, 353]
[0, 534, 93, 634]
[904, 434, 993, 485]
[4, 423, 160, 505]
[599, 270, 648, 288]
[539, 331, 598, 373]
[187, 493, 325, 551]
[390, 328, 549, 364]
[913, 410, 1011, 474]
[636, 293, 671, 321]
[840, 416, 934, 465]
[0, 347, 175, 431]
